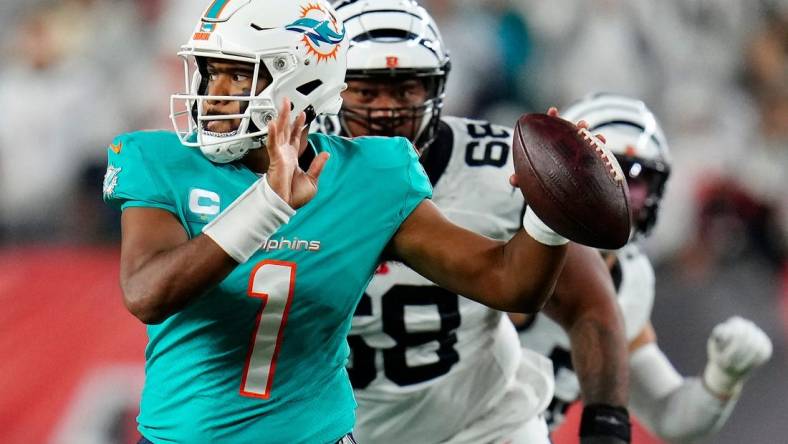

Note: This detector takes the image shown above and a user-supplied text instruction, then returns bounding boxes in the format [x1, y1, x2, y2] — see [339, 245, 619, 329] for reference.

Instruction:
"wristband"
[203, 175, 295, 263]
[580, 403, 631, 443]
[522, 206, 569, 246]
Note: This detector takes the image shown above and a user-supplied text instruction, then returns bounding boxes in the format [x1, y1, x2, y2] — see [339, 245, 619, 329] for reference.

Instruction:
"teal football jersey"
[103, 131, 431, 443]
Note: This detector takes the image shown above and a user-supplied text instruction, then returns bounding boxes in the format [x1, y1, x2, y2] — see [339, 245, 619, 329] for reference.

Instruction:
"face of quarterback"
[341, 77, 429, 141]
[203, 58, 272, 134]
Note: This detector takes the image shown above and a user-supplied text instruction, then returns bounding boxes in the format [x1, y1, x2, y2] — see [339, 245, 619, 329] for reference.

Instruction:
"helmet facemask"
[339, 69, 448, 151]
[335, 0, 451, 152]
[616, 154, 671, 238]
[171, 51, 302, 163]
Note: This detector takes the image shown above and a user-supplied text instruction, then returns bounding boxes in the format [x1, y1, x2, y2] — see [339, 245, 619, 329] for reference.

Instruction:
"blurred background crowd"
[0, 0, 786, 443]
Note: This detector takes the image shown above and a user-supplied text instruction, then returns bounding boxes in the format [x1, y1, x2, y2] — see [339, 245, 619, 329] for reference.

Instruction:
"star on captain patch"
[103, 165, 121, 197]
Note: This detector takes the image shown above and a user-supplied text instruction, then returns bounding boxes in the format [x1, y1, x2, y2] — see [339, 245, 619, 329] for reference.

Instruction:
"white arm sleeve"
[629, 342, 737, 443]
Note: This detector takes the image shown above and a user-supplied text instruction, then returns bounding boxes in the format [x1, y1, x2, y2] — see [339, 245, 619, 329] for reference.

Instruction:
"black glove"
[579, 403, 631, 444]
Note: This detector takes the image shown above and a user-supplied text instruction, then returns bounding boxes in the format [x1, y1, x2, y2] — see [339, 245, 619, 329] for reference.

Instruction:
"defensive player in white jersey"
[316, 2, 633, 443]
[516, 93, 774, 443]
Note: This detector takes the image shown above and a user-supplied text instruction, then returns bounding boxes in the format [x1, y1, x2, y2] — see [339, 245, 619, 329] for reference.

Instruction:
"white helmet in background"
[333, 0, 450, 150]
[171, 0, 348, 163]
[562, 93, 672, 236]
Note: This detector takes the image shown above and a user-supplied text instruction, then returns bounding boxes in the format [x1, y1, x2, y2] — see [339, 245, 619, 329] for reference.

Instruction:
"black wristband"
[579, 403, 631, 443]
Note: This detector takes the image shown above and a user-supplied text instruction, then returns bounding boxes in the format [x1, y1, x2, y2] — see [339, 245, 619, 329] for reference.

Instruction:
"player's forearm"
[121, 235, 236, 324]
[499, 229, 568, 312]
[406, 229, 565, 313]
[544, 244, 629, 406]
[568, 315, 630, 406]
[392, 201, 567, 313]
[629, 343, 735, 442]
[439, 229, 566, 313]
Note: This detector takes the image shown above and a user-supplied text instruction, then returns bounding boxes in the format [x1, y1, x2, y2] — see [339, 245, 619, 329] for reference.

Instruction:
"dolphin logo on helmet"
[286, 17, 346, 46]
[286, 3, 346, 63]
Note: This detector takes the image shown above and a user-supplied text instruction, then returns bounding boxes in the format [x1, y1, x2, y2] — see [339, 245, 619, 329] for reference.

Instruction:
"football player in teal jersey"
[104, 1, 612, 443]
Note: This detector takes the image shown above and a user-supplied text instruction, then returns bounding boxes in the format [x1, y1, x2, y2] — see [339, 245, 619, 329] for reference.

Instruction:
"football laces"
[579, 128, 625, 184]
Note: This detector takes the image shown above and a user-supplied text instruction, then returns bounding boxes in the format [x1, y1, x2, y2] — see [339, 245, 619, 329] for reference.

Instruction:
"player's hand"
[508, 107, 606, 188]
[703, 316, 773, 397]
[265, 98, 330, 209]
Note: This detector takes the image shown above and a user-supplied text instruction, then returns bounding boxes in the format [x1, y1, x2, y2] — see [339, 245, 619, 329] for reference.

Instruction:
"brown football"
[513, 113, 631, 249]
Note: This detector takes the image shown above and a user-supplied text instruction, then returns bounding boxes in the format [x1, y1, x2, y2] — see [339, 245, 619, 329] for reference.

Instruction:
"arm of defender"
[542, 244, 629, 407]
[627, 319, 771, 443]
[120, 207, 237, 324]
[542, 244, 632, 444]
[389, 199, 567, 313]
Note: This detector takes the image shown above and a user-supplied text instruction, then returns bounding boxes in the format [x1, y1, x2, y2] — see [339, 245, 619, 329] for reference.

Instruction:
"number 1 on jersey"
[240, 260, 296, 399]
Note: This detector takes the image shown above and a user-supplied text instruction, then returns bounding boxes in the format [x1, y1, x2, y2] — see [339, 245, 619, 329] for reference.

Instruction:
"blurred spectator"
[0, 3, 120, 243]
[421, 0, 505, 118]
[0, 0, 172, 244]
[680, 178, 785, 280]
[518, 0, 660, 110]
[658, 3, 788, 272]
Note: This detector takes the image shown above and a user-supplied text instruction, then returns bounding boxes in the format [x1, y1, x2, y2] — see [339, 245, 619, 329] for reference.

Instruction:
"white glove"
[703, 316, 773, 397]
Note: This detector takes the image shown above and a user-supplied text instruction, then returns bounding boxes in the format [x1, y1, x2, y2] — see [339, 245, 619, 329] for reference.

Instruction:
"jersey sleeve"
[102, 133, 176, 213]
[616, 246, 656, 341]
[397, 137, 433, 222]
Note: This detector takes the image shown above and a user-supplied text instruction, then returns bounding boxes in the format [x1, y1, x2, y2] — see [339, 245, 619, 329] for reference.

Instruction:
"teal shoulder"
[103, 130, 193, 212]
[308, 133, 418, 169]
[108, 130, 199, 166]
[307, 133, 431, 222]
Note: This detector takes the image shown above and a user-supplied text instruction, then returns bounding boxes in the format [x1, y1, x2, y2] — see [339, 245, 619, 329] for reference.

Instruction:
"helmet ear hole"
[190, 101, 199, 125]
[195, 57, 210, 95]
[304, 105, 317, 126]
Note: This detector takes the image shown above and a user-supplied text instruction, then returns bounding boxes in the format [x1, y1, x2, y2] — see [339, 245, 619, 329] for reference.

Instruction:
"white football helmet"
[333, 0, 450, 150]
[170, 0, 348, 163]
[562, 93, 672, 236]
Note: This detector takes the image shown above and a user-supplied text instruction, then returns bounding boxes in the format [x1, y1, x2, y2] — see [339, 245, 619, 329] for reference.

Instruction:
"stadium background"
[0, 0, 785, 443]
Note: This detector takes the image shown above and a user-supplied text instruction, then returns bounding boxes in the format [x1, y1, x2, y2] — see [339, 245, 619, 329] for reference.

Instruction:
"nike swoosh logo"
[110, 142, 123, 154]
[598, 415, 622, 426]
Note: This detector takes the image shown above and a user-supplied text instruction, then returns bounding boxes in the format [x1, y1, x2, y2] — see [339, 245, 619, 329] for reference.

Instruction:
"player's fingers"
[576, 119, 589, 129]
[733, 338, 761, 371]
[546, 107, 559, 117]
[267, 120, 278, 152]
[306, 151, 330, 181]
[713, 328, 734, 353]
[757, 333, 774, 363]
[290, 112, 306, 146]
[509, 174, 519, 187]
[595, 133, 607, 144]
[742, 327, 771, 364]
[277, 98, 291, 143]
